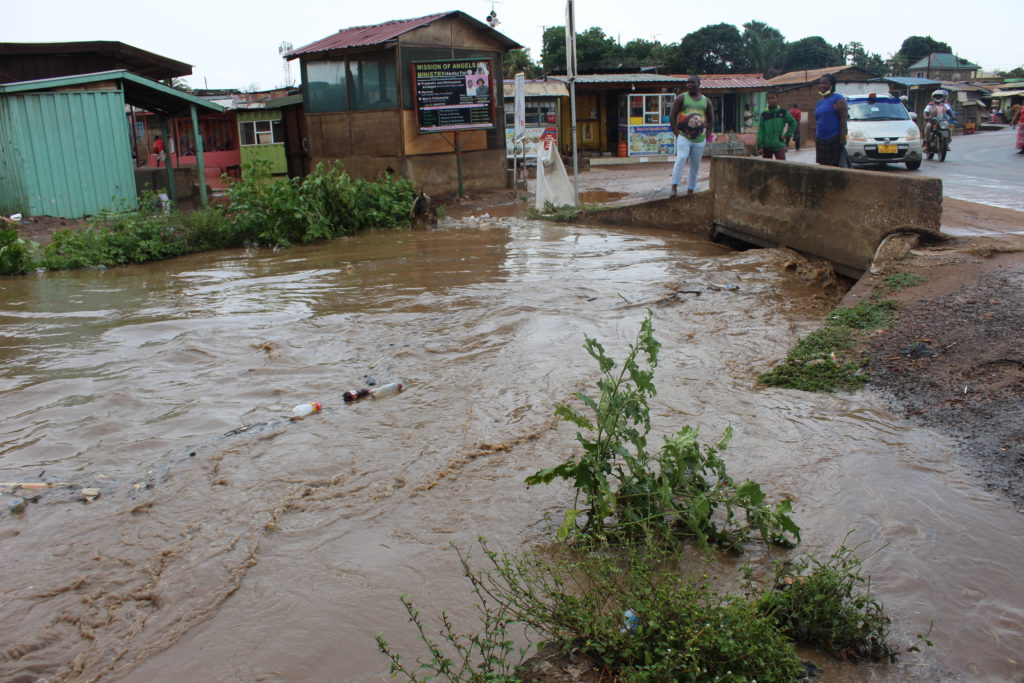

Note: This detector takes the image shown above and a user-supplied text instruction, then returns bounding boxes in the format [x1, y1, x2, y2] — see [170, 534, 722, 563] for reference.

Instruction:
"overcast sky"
[5, 0, 1023, 90]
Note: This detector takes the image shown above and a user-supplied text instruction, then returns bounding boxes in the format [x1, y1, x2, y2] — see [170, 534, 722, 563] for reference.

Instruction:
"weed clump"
[759, 300, 900, 393]
[758, 539, 932, 661]
[527, 310, 799, 548]
[882, 272, 926, 291]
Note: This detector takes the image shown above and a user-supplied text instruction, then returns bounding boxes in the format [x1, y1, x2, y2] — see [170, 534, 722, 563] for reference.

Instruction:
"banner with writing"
[412, 60, 495, 133]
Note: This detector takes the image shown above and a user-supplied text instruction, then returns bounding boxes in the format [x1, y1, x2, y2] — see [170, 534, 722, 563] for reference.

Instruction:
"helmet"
[931, 89, 948, 103]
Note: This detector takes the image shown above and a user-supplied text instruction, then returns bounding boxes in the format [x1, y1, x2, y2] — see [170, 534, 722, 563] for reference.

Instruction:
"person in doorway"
[743, 104, 753, 129]
[153, 135, 166, 167]
[668, 75, 715, 196]
[789, 102, 802, 150]
[814, 73, 847, 166]
[756, 91, 797, 160]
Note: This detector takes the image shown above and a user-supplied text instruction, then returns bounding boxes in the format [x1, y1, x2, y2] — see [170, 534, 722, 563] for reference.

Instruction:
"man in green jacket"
[755, 91, 797, 160]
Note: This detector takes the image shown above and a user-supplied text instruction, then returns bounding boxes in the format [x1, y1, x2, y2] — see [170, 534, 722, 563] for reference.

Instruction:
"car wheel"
[905, 160, 921, 170]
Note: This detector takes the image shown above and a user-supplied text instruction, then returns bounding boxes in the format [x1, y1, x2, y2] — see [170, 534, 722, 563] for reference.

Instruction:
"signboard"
[625, 125, 675, 156]
[513, 72, 526, 143]
[412, 60, 495, 133]
[505, 126, 558, 158]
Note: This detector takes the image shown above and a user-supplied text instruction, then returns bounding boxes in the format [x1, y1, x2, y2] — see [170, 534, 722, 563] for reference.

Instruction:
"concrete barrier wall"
[577, 191, 714, 239]
[710, 157, 942, 277]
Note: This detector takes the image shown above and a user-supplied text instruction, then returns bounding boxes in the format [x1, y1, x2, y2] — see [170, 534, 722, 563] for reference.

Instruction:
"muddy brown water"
[1, 219, 1022, 682]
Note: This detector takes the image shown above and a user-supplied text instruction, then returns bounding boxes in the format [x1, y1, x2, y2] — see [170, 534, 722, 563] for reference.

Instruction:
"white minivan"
[845, 94, 923, 170]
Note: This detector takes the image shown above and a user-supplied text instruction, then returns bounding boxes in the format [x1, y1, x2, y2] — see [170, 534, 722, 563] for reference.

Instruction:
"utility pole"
[565, 0, 579, 205]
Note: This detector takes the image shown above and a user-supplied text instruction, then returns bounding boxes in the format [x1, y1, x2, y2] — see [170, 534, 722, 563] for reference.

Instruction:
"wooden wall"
[305, 110, 403, 157]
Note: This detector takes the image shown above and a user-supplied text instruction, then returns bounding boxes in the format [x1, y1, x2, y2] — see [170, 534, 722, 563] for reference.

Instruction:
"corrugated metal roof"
[0, 69, 224, 116]
[767, 65, 851, 86]
[907, 53, 980, 70]
[501, 79, 569, 98]
[287, 11, 520, 57]
[695, 74, 769, 89]
[550, 73, 688, 85]
[991, 89, 1024, 98]
[869, 76, 940, 86]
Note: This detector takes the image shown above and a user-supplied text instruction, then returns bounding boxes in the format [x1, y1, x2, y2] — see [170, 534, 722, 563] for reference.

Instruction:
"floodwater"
[1, 219, 1022, 682]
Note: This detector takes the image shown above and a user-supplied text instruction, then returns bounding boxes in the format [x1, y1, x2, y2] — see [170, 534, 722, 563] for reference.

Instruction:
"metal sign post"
[565, 0, 579, 206]
[513, 72, 526, 197]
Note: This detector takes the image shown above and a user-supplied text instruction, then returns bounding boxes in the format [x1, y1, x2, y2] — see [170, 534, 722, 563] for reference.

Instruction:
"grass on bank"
[377, 314, 930, 681]
[758, 299, 900, 393]
[0, 160, 416, 275]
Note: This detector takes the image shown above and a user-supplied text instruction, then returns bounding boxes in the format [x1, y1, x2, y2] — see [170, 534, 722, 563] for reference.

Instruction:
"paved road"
[787, 127, 1024, 212]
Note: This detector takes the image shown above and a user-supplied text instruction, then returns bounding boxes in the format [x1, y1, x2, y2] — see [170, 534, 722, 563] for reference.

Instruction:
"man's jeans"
[671, 136, 705, 191]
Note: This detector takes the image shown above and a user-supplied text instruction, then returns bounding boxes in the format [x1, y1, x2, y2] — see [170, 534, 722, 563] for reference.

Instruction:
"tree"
[741, 21, 785, 76]
[895, 36, 953, 69]
[540, 25, 623, 74]
[541, 26, 567, 74]
[504, 48, 541, 78]
[621, 38, 672, 70]
[842, 41, 888, 75]
[782, 36, 843, 71]
[670, 23, 748, 74]
[996, 65, 1024, 79]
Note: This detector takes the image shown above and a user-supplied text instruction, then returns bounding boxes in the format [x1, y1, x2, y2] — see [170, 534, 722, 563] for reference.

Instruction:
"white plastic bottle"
[292, 401, 323, 418]
[370, 383, 403, 398]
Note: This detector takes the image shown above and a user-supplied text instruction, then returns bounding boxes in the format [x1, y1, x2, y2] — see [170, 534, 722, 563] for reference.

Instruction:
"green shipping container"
[0, 89, 136, 218]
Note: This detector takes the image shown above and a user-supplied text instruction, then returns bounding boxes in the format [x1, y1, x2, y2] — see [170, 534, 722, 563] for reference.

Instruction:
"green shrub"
[0, 228, 35, 275]
[179, 205, 234, 251]
[378, 539, 806, 682]
[758, 539, 930, 661]
[21, 163, 417, 273]
[527, 311, 799, 549]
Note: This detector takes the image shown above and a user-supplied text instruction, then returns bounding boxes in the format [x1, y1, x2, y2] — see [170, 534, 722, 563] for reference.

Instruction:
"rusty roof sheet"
[501, 79, 569, 97]
[767, 65, 851, 86]
[550, 73, 688, 85]
[287, 11, 520, 57]
[692, 74, 770, 89]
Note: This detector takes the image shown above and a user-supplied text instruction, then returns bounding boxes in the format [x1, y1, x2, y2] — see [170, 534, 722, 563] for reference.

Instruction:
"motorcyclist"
[923, 89, 956, 149]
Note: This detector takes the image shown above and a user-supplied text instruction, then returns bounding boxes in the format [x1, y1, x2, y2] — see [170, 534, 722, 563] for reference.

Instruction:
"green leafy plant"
[757, 538, 932, 661]
[527, 311, 799, 549]
[0, 228, 35, 275]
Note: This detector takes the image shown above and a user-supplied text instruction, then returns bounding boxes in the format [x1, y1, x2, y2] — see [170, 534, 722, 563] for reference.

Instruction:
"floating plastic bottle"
[370, 382, 403, 398]
[343, 388, 371, 403]
[291, 401, 322, 418]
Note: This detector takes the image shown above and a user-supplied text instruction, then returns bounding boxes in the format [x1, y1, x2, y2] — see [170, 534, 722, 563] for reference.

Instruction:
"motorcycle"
[925, 118, 951, 162]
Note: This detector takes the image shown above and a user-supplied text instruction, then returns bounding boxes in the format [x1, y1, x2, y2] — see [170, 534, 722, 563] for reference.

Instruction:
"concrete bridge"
[579, 156, 944, 279]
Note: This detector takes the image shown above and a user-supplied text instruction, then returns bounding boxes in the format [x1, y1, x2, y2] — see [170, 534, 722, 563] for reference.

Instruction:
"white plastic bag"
[535, 143, 575, 210]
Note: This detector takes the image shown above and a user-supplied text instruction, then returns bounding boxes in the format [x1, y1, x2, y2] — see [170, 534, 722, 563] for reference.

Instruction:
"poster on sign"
[412, 60, 495, 133]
